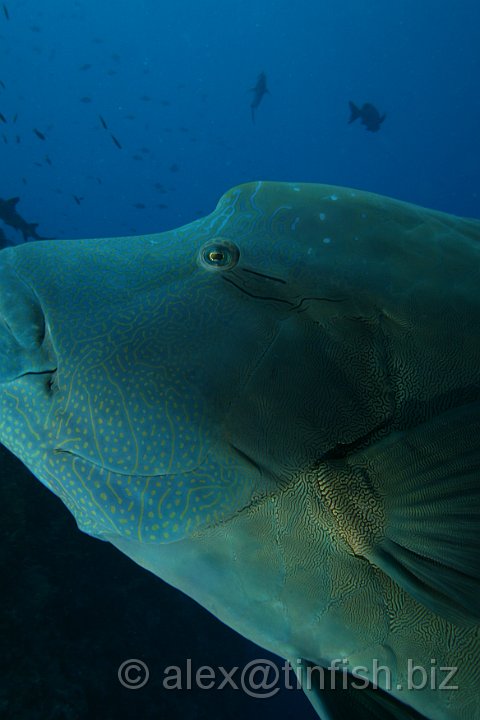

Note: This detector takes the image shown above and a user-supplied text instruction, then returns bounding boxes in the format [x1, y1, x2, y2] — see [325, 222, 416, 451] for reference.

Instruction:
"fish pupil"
[209, 250, 225, 263]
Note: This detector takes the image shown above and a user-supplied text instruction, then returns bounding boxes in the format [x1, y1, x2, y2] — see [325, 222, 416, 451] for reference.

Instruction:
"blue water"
[1, 2, 479, 719]
[0, 0, 479, 245]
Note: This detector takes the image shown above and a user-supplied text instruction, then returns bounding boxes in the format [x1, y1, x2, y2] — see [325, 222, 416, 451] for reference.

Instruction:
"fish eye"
[199, 238, 240, 271]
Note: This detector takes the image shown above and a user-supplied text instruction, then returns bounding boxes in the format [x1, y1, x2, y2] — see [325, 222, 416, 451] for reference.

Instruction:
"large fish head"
[0, 181, 422, 548]
[0, 183, 334, 541]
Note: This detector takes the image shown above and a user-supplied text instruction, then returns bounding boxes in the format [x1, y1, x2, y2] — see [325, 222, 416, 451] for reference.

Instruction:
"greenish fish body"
[0, 182, 479, 720]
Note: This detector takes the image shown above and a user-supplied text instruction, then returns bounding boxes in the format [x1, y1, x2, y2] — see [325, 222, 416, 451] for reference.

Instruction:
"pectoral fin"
[320, 401, 480, 626]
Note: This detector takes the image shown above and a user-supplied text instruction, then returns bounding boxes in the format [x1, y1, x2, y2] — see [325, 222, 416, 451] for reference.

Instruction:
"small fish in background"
[0, 80, 5, 89]
[250, 71, 269, 123]
[33, 128, 46, 140]
[80, 96, 92, 103]
[0, 196, 46, 241]
[2, 133, 7, 144]
[72, 195, 83, 205]
[348, 101, 386, 132]
[12, 113, 17, 123]
[110, 133, 122, 149]
[169, 163, 179, 173]
[0, 112, 6, 123]
[2, 3, 9, 20]
[133, 202, 146, 209]
[98, 114, 108, 130]
[44, 155, 52, 166]
[79, 63, 92, 71]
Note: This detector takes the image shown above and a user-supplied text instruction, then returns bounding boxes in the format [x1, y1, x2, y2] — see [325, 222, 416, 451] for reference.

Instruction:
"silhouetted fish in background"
[348, 101, 386, 132]
[0, 197, 45, 242]
[250, 71, 269, 122]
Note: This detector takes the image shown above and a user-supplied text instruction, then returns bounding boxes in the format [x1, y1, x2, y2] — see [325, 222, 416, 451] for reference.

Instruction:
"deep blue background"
[0, 2, 479, 719]
[0, 0, 479, 244]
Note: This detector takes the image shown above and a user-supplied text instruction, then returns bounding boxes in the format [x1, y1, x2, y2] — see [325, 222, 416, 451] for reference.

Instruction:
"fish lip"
[0, 253, 48, 350]
[0, 255, 58, 382]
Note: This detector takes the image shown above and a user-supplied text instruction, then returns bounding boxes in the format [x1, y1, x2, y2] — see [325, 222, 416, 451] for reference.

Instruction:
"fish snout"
[0, 252, 56, 383]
